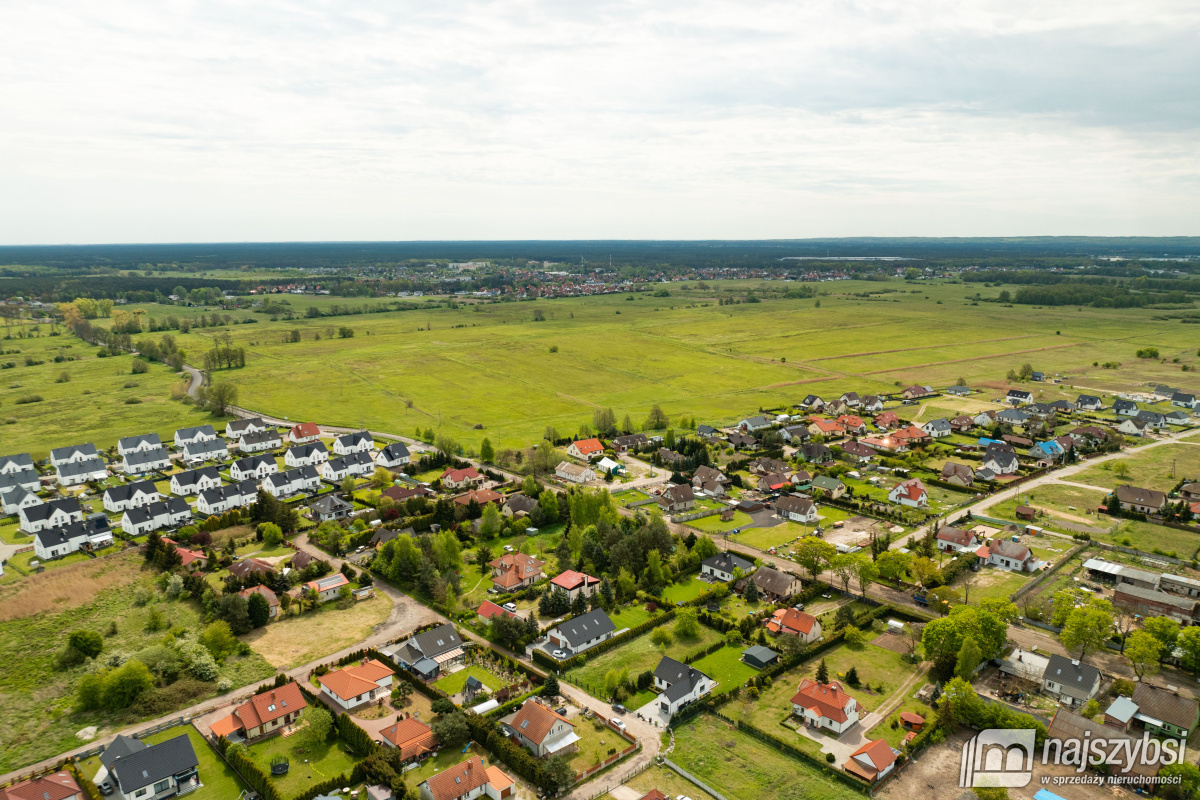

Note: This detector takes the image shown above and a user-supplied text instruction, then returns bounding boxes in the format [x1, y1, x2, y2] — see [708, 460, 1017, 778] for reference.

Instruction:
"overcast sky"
[1, 0, 1197, 243]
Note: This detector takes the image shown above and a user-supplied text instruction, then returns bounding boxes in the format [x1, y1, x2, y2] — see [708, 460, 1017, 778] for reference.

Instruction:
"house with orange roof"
[416, 756, 513, 800]
[500, 699, 579, 757]
[454, 487, 504, 507]
[873, 411, 901, 429]
[477, 600, 517, 624]
[550, 570, 601, 601]
[488, 552, 545, 591]
[808, 419, 845, 440]
[566, 438, 604, 460]
[888, 478, 928, 508]
[304, 572, 350, 602]
[379, 715, 438, 763]
[765, 608, 822, 643]
[208, 681, 307, 741]
[318, 658, 395, 711]
[860, 435, 909, 454]
[843, 738, 900, 783]
[239, 584, 279, 618]
[836, 415, 867, 435]
[0, 772, 82, 800]
[441, 467, 484, 490]
[791, 678, 864, 734]
[891, 425, 931, 445]
[288, 422, 321, 443]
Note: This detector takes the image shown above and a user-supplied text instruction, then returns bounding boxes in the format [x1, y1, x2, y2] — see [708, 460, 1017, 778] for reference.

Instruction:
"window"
[153, 781, 171, 794]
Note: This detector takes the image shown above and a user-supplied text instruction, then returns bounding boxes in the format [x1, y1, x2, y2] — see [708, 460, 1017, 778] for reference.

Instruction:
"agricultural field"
[1072, 443, 1200, 492]
[70, 280, 1200, 457]
[0, 552, 274, 772]
[0, 325, 232, 457]
[671, 714, 865, 800]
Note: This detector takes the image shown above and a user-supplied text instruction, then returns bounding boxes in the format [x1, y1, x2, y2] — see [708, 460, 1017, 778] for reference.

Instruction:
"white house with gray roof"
[1042, 653, 1101, 708]
[121, 447, 171, 476]
[173, 425, 217, 447]
[546, 608, 616, 656]
[117, 433, 162, 457]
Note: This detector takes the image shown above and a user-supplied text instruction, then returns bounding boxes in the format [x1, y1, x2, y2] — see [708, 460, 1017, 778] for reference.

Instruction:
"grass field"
[1073, 444, 1200, 492]
[671, 714, 865, 800]
[434, 665, 506, 696]
[566, 623, 724, 693]
[242, 593, 393, 669]
[61, 280, 1200, 458]
[688, 642, 758, 693]
[866, 698, 933, 748]
[660, 576, 715, 605]
[0, 552, 274, 772]
[245, 718, 360, 798]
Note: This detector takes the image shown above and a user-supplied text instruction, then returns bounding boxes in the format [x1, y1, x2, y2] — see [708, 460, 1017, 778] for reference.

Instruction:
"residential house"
[935, 526, 980, 554]
[546, 608, 616, 656]
[288, 422, 322, 443]
[0, 452, 34, 474]
[565, 438, 604, 460]
[811, 475, 846, 499]
[837, 415, 867, 436]
[34, 517, 113, 560]
[19, 497, 82, 533]
[121, 497, 190, 535]
[502, 493, 538, 518]
[861, 435, 908, 454]
[744, 566, 802, 602]
[239, 585, 280, 618]
[1166, 410, 1190, 425]
[477, 600, 517, 625]
[840, 441, 875, 464]
[1075, 395, 1103, 412]
[195, 480, 257, 515]
[873, 411, 901, 429]
[230, 454, 277, 482]
[657, 483, 695, 513]
[1114, 485, 1167, 515]
[0, 772, 81, 800]
[1046, 710, 1166, 781]
[173, 425, 217, 447]
[949, 415, 975, 432]
[239, 429, 282, 454]
[844, 740, 900, 784]
[56, 457, 108, 486]
[390, 623, 465, 680]
[940, 462, 974, 487]
[263, 466, 321, 497]
[103, 480, 161, 513]
[997, 408, 1029, 425]
[701, 552, 754, 583]
[309, 495, 353, 521]
[226, 417, 267, 438]
[489, 553, 545, 591]
[1118, 418, 1149, 437]
[860, 395, 884, 412]
[1042, 654, 1101, 708]
[0, 466, 40, 493]
[775, 495, 817, 524]
[987, 539, 1038, 572]
[738, 415, 773, 432]
[106, 734, 199, 800]
[285, 442, 329, 468]
[121, 447, 171, 476]
[791, 679, 863, 734]
[900, 384, 935, 401]
[691, 465, 731, 495]
[1030, 440, 1066, 461]
[888, 478, 928, 508]
[756, 472, 791, 493]
[555, 461, 595, 484]
[1137, 410, 1168, 429]
[416, 756, 513, 800]
[379, 716, 437, 763]
[376, 442, 411, 469]
[653, 657, 715, 717]
[808, 419, 845, 440]
[612, 433, 649, 452]
[1172, 392, 1197, 409]
[765, 608, 821, 642]
[318, 659, 395, 710]
[49, 443, 99, 467]
[726, 432, 758, 449]
[972, 409, 998, 427]
[1006, 389, 1034, 406]
[304, 572, 351, 602]
[456, 488, 503, 508]
[321, 451, 374, 481]
[656, 448, 685, 467]
[780, 424, 810, 443]
[227, 557, 276, 581]
[181, 437, 228, 464]
[891, 425, 931, 446]
[207, 681, 307, 741]
[501, 700, 579, 757]
[382, 484, 435, 505]
[921, 418, 953, 439]
[550, 570, 601, 601]
[441, 467, 484, 490]
[982, 449, 1019, 475]
[696, 424, 718, 438]
[117, 433, 162, 456]
[1182, 482, 1200, 502]
[944, 385, 971, 397]
[1129, 683, 1200, 740]
[334, 431, 374, 455]
[799, 394, 825, 410]
[839, 391, 861, 407]
[1113, 399, 1138, 417]
[0, 487, 40, 516]
[749, 457, 788, 476]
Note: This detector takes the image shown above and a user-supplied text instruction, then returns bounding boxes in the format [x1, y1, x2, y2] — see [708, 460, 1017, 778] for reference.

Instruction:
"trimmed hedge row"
[293, 765, 366, 800]
[218, 738, 286, 800]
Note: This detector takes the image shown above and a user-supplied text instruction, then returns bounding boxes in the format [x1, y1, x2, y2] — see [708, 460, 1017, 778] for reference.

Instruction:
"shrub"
[14, 395, 42, 404]
[825, 752, 836, 763]
[131, 359, 150, 374]
[124, 397, 142, 404]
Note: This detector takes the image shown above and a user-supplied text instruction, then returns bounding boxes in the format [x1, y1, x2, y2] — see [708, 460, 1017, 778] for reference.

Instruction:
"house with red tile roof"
[318, 659, 395, 711]
[417, 756, 513, 800]
[500, 699, 579, 757]
[566, 438, 604, 460]
[888, 477, 928, 508]
[239, 584, 279, 618]
[844, 738, 900, 783]
[836, 415, 867, 435]
[0, 772, 81, 800]
[891, 425, 931, 445]
[288, 422, 321, 443]
[765, 608, 822, 642]
[550, 570, 601, 601]
[873, 411, 901, 429]
[454, 487, 503, 507]
[791, 679, 864, 734]
[488, 552, 545, 591]
[808, 419, 845, 439]
[208, 681, 308, 741]
[441, 466, 484, 490]
[477, 599, 517, 624]
[860, 435, 909, 454]
[935, 526, 980, 554]
[379, 715, 437, 762]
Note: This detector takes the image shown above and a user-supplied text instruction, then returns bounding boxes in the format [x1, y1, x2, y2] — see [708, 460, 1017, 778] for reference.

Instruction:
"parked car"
[503, 602, 518, 612]
[611, 718, 627, 731]
[553, 649, 568, 659]
[612, 703, 627, 714]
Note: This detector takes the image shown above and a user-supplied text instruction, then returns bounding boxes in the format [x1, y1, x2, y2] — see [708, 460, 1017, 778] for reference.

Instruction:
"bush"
[825, 752, 836, 763]
[131, 359, 150, 374]
[69, 630, 105, 659]
[14, 395, 43, 404]
[124, 397, 142, 404]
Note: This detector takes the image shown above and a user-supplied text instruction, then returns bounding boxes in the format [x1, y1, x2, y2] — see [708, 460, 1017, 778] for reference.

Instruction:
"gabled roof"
[228, 558, 275, 578]
[936, 526, 975, 546]
[22, 496, 81, 521]
[791, 679, 859, 723]
[507, 699, 574, 744]
[989, 538, 1032, 561]
[1043, 653, 1100, 698]
[291, 422, 321, 438]
[379, 442, 410, 460]
[305, 573, 350, 593]
[409, 623, 463, 659]
[175, 424, 217, 439]
[489, 552, 545, 587]
[890, 477, 926, 501]
[653, 656, 711, 702]
[766, 607, 818, 635]
[50, 443, 97, 461]
[326, 451, 373, 470]
[104, 480, 160, 503]
[441, 466, 481, 482]
[110, 734, 198, 793]
[232, 454, 275, 471]
[239, 584, 279, 607]
[319, 658, 392, 700]
[941, 462, 973, 482]
[183, 437, 227, 456]
[56, 457, 107, 477]
[0, 772, 81, 800]
[775, 495, 815, 516]
[551, 608, 615, 648]
[552, 570, 600, 591]
[1132, 683, 1200, 730]
[752, 566, 799, 596]
[233, 681, 306, 730]
[702, 552, 754, 574]
[849, 738, 898, 774]
[336, 430, 373, 446]
[123, 447, 170, 467]
[99, 734, 146, 769]
[569, 437, 604, 455]
[477, 600, 516, 620]
[227, 416, 266, 433]
[1115, 485, 1166, 508]
[0, 453, 34, 471]
[287, 442, 328, 459]
[421, 757, 490, 800]
[173, 466, 221, 487]
[811, 475, 843, 491]
[380, 716, 436, 760]
[118, 433, 162, 450]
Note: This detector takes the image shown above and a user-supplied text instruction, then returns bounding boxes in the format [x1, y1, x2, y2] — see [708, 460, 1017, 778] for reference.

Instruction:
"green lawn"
[866, 698, 933, 749]
[687, 509, 754, 533]
[660, 576, 713, 605]
[622, 763, 720, 800]
[434, 665, 506, 696]
[1073, 443, 1200, 493]
[402, 741, 492, 790]
[245, 720, 360, 798]
[608, 603, 662, 630]
[671, 714, 866, 800]
[689, 643, 758, 693]
[76, 726, 247, 800]
[567, 624, 724, 695]
[565, 714, 631, 773]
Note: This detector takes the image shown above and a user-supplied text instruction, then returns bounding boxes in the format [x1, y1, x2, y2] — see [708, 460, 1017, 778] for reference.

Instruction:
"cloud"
[0, 0, 1197, 242]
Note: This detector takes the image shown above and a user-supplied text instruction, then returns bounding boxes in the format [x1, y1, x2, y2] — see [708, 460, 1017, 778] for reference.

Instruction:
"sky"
[1, 0, 1198, 243]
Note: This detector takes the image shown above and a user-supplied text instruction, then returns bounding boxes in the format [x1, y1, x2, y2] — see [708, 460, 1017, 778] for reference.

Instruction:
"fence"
[672, 508, 721, 524]
[1010, 542, 1089, 601]
[663, 758, 731, 800]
